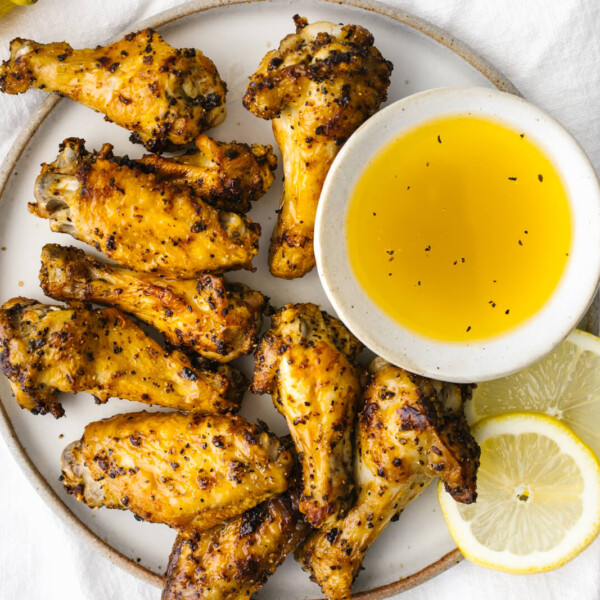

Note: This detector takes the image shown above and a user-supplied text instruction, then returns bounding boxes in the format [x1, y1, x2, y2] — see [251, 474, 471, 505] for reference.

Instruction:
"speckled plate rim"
[0, 0, 527, 596]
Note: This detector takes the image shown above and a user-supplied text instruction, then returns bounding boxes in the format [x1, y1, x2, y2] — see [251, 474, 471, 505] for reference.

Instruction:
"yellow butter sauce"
[346, 115, 571, 342]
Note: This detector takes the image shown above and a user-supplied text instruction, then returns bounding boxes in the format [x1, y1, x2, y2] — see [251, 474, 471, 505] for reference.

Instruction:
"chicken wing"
[251, 303, 363, 528]
[162, 491, 309, 600]
[295, 359, 480, 600]
[140, 135, 278, 214]
[61, 411, 294, 534]
[0, 29, 226, 152]
[39, 244, 266, 363]
[243, 16, 392, 279]
[31, 139, 260, 277]
[0, 297, 244, 418]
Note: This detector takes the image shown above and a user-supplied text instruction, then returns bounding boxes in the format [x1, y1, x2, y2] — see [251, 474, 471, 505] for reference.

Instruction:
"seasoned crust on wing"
[296, 360, 479, 600]
[361, 360, 479, 503]
[251, 303, 362, 528]
[243, 16, 392, 280]
[243, 15, 392, 126]
[162, 492, 309, 600]
[31, 138, 260, 277]
[61, 411, 294, 534]
[140, 135, 278, 214]
[40, 244, 267, 362]
[252, 303, 363, 395]
[0, 297, 245, 418]
[0, 29, 226, 151]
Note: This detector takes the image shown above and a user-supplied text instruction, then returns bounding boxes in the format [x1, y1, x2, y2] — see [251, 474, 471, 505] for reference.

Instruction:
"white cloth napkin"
[1, 1, 599, 599]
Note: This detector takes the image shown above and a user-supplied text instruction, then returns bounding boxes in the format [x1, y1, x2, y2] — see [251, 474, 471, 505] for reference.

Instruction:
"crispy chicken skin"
[61, 411, 294, 534]
[251, 303, 363, 528]
[0, 29, 226, 152]
[0, 297, 244, 418]
[162, 491, 309, 600]
[243, 16, 392, 279]
[140, 135, 278, 214]
[296, 359, 480, 600]
[40, 244, 266, 363]
[31, 139, 260, 277]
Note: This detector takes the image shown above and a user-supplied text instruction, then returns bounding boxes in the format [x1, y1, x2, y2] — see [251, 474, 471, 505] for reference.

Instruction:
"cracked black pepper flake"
[508, 176, 517, 181]
[437, 135, 442, 143]
[466, 326, 471, 332]
[538, 174, 544, 182]
[505, 309, 510, 315]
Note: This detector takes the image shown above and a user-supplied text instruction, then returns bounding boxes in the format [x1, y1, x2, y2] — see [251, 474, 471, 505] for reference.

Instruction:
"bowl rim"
[315, 86, 600, 383]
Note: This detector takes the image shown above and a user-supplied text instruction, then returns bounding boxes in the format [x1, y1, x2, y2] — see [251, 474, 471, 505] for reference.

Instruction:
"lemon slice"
[465, 329, 600, 459]
[438, 413, 600, 573]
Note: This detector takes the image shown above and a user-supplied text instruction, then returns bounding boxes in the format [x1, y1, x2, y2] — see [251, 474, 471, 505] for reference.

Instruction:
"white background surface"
[0, 1, 599, 599]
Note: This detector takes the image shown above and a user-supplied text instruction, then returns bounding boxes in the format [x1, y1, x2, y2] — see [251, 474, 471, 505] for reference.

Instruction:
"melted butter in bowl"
[347, 115, 572, 342]
[315, 87, 600, 382]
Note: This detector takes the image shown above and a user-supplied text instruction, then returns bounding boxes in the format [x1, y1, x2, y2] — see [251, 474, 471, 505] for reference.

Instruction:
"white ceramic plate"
[0, 0, 532, 597]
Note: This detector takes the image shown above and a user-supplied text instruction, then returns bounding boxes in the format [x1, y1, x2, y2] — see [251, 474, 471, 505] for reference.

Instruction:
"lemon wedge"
[465, 329, 600, 459]
[438, 412, 600, 573]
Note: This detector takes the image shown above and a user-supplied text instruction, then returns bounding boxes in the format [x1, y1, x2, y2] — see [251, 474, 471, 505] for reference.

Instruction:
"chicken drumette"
[140, 135, 278, 214]
[61, 411, 293, 534]
[251, 303, 363, 528]
[31, 139, 260, 277]
[243, 16, 392, 279]
[0, 29, 226, 152]
[40, 244, 266, 363]
[0, 297, 244, 418]
[295, 359, 480, 600]
[163, 490, 309, 600]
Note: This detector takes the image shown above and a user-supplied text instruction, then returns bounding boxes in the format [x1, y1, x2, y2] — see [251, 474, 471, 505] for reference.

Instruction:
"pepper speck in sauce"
[346, 115, 571, 341]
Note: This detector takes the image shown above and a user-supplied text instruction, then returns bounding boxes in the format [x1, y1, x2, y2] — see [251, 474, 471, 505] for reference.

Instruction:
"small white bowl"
[315, 87, 600, 383]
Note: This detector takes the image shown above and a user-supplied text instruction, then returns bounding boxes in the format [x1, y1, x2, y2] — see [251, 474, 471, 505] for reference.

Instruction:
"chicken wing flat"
[0, 29, 226, 152]
[31, 139, 260, 277]
[0, 298, 244, 418]
[251, 303, 363, 528]
[61, 411, 294, 534]
[140, 135, 277, 214]
[163, 491, 309, 600]
[296, 359, 480, 600]
[40, 244, 266, 363]
[243, 16, 392, 279]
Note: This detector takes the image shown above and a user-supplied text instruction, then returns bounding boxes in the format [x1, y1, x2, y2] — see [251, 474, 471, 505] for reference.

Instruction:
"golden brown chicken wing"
[243, 16, 392, 279]
[0, 297, 244, 418]
[0, 29, 226, 152]
[61, 411, 294, 534]
[296, 359, 480, 600]
[251, 303, 363, 528]
[39, 244, 266, 362]
[140, 135, 278, 214]
[31, 139, 260, 277]
[162, 491, 309, 600]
